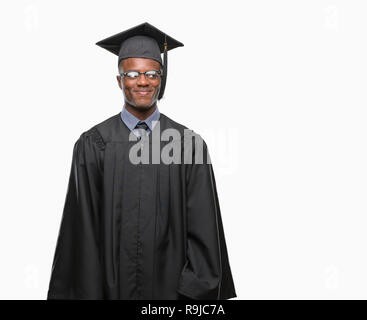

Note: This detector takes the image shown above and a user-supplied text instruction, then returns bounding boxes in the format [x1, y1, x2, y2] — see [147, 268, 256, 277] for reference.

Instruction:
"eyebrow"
[123, 69, 160, 73]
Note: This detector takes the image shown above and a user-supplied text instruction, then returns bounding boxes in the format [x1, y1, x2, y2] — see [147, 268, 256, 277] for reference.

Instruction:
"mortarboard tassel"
[158, 34, 168, 100]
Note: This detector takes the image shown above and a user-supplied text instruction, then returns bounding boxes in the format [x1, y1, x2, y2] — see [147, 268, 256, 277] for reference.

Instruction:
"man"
[47, 22, 236, 300]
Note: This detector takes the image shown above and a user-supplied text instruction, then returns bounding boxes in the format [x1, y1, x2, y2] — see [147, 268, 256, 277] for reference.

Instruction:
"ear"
[116, 75, 122, 90]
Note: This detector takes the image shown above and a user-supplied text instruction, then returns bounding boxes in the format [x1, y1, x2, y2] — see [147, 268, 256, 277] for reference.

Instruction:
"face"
[117, 57, 161, 111]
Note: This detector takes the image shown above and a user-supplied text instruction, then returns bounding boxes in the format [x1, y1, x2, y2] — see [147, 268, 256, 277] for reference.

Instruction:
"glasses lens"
[145, 70, 160, 80]
[125, 71, 139, 79]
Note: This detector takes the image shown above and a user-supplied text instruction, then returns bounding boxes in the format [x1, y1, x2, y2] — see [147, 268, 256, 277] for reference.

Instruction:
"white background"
[0, 0, 366, 299]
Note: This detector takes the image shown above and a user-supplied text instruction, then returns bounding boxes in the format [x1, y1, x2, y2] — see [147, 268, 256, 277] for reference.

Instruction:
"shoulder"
[160, 113, 203, 141]
[160, 114, 209, 162]
[76, 113, 121, 150]
[160, 113, 189, 132]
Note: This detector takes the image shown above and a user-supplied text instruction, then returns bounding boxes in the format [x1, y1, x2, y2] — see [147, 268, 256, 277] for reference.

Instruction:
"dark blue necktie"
[135, 121, 149, 140]
[135, 121, 149, 131]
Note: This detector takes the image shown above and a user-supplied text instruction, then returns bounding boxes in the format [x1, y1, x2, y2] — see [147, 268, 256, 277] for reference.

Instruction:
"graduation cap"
[96, 22, 184, 100]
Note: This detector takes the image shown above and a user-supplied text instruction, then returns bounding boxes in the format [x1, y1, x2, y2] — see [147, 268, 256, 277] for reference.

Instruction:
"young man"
[47, 22, 236, 300]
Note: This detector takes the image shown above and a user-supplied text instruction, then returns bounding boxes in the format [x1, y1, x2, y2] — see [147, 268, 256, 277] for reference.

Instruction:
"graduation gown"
[47, 112, 236, 300]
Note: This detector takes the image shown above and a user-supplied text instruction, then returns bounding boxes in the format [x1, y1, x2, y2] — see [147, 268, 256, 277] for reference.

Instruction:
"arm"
[177, 136, 236, 300]
[47, 129, 104, 299]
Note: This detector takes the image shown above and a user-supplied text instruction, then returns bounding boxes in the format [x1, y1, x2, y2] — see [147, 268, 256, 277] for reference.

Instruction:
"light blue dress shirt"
[120, 105, 160, 138]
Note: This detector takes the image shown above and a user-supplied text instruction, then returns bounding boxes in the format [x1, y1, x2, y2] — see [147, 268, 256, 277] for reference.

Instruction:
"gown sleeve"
[47, 129, 104, 299]
[177, 135, 237, 300]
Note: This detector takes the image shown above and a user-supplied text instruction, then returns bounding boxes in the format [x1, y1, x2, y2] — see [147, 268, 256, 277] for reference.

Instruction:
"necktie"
[135, 121, 149, 131]
[135, 121, 149, 139]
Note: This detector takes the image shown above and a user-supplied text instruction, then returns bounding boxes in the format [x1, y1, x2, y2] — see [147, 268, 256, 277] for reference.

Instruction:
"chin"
[135, 104, 152, 109]
[133, 101, 155, 109]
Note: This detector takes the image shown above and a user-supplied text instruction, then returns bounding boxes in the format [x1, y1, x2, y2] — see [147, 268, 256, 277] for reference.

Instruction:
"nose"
[136, 73, 149, 85]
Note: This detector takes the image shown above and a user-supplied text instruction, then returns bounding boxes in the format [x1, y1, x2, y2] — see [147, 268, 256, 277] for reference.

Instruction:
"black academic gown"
[47, 112, 236, 300]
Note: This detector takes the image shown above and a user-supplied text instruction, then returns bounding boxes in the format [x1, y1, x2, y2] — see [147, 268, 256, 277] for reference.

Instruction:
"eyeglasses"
[120, 70, 162, 81]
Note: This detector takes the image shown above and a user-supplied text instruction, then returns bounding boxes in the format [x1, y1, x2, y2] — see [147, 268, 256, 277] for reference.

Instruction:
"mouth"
[134, 90, 153, 96]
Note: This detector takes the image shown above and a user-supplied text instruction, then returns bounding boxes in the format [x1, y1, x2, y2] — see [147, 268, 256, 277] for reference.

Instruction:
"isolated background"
[0, 0, 366, 299]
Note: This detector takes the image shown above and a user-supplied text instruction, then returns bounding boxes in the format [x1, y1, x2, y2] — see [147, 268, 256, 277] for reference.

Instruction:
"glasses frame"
[119, 70, 162, 81]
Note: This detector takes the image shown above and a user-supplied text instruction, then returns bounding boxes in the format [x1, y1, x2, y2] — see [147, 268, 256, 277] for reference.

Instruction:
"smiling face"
[117, 57, 162, 112]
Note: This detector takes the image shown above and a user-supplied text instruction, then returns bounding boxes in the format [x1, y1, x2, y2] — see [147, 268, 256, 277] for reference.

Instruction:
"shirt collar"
[121, 104, 160, 132]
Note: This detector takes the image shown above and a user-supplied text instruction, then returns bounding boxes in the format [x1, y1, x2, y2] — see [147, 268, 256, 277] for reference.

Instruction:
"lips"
[135, 90, 152, 96]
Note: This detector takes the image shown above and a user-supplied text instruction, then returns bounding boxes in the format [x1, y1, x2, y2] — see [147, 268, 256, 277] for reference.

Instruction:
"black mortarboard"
[96, 22, 184, 100]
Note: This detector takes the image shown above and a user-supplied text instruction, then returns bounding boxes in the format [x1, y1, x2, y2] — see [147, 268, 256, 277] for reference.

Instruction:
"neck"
[124, 102, 157, 120]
